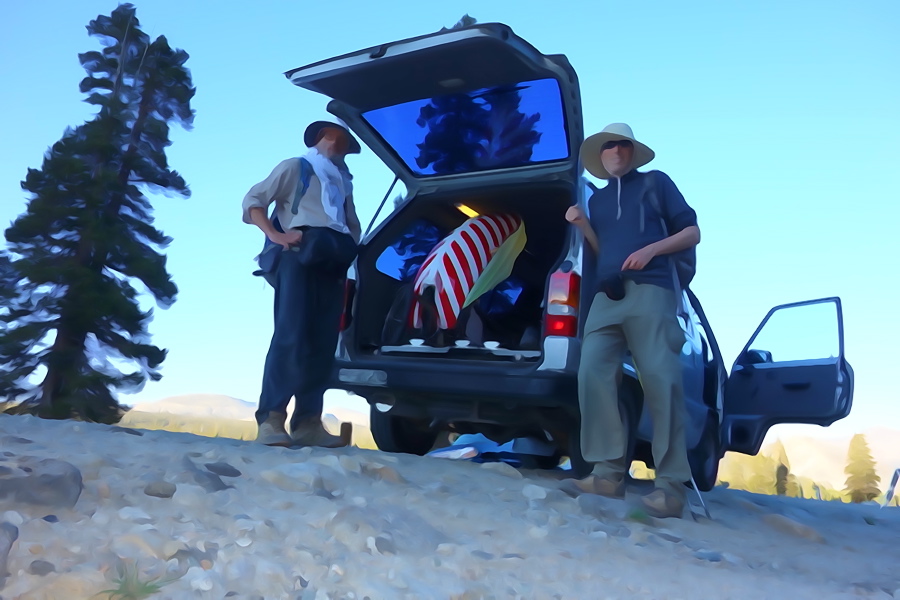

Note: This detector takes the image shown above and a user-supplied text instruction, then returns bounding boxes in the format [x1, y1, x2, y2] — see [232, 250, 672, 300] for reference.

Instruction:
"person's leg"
[578, 293, 628, 494]
[621, 283, 691, 516]
[289, 267, 347, 448]
[290, 269, 344, 428]
[255, 250, 314, 444]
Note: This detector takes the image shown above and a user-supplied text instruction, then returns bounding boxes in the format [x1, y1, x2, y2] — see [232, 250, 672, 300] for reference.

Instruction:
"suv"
[284, 23, 854, 489]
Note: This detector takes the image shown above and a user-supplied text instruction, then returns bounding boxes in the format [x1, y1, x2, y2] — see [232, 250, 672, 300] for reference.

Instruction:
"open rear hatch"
[285, 22, 584, 189]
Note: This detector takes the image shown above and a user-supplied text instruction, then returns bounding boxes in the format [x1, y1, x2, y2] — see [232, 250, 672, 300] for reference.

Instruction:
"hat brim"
[580, 132, 654, 179]
[304, 121, 362, 154]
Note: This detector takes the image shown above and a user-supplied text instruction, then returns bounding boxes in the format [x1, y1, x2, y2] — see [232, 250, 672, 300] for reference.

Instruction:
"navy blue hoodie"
[588, 169, 697, 290]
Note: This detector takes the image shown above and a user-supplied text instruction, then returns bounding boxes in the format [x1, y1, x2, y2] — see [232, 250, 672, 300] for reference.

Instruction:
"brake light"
[340, 279, 356, 331]
[544, 270, 581, 338]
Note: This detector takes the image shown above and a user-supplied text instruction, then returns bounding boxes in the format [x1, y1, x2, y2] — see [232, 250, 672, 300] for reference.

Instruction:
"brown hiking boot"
[641, 489, 685, 519]
[291, 418, 348, 449]
[256, 413, 292, 447]
[573, 475, 626, 499]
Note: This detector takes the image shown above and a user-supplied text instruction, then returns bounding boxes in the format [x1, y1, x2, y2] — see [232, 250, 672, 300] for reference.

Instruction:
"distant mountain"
[723, 427, 899, 491]
[128, 394, 371, 429]
[128, 394, 256, 421]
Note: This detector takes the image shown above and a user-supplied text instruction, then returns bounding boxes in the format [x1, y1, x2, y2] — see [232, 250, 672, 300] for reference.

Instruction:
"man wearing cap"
[566, 123, 700, 518]
[242, 120, 362, 447]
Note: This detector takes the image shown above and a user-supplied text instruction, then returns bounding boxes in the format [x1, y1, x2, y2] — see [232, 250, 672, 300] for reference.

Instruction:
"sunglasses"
[600, 139, 633, 151]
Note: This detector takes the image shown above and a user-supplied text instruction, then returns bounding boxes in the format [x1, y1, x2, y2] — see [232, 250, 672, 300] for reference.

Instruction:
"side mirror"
[740, 349, 773, 365]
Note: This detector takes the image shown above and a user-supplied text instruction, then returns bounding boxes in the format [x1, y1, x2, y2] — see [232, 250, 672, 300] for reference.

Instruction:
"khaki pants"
[578, 280, 691, 499]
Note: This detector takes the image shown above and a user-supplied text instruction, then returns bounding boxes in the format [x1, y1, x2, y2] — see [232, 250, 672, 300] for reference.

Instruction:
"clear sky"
[1, 1, 897, 441]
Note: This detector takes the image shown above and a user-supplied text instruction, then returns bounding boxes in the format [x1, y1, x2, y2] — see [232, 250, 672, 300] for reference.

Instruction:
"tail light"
[340, 278, 356, 331]
[544, 270, 580, 338]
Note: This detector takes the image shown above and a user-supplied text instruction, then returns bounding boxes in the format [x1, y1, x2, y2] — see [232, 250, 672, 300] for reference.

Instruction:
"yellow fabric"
[462, 222, 527, 308]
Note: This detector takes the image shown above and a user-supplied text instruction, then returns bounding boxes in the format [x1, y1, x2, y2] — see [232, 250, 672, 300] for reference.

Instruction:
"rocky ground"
[0, 413, 898, 600]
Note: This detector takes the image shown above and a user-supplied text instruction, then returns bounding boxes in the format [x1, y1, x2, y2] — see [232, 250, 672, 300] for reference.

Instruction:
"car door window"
[742, 301, 840, 364]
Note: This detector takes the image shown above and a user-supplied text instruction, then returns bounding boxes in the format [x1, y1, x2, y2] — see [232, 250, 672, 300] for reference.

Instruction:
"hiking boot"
[573, 475, 626, 499]
[256, 413, 292, 447]
[641, 489, 685, 519]
[291, 418, 348, 449]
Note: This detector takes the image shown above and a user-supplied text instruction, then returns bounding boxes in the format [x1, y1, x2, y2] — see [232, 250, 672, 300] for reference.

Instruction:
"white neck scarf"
[304, 148, 350, 226]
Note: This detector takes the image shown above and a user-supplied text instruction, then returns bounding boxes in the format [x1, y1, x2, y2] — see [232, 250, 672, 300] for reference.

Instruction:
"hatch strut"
[364, 175, 400, 238]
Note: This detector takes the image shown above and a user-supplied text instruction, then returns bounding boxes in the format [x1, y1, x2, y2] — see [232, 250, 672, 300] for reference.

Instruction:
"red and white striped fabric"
[412, 214, 522, 331]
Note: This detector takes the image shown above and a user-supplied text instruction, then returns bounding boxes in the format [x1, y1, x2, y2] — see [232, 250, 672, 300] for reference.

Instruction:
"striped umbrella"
[412, 214, 526, 331]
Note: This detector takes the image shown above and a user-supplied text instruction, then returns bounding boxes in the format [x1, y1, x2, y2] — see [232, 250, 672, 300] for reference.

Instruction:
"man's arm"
[242, 159, 302, 249]
[565, 206, 600, 254]
[622, 172, 699, 271]
[247, 207, 302, 249]
[621, 225, 700, 271]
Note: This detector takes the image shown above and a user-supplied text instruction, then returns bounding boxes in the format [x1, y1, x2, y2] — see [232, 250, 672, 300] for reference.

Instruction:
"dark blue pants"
[255, 249, 344, 431]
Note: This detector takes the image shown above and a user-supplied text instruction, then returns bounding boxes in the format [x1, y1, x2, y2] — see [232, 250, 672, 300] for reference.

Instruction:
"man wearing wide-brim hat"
[242, 118, 362, 448]
[566, 123, 701, 519]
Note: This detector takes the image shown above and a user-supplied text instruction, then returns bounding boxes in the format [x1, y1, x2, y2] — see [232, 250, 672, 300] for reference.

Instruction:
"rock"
[0, 522, 19, 577]
[181, 456, 231, 492]
[762, 514, 825, 543]
[204, 462, 242, 478]
[736, 499, 765, 513]
[528, 526, 549, 539]
[1, 511, 24, 527]
[471, 550, 494, 560]
[41, 515, 58, 523]
[694, 550, 723, 562]
[374, 535, 396, 556]
[144, 481, 177, 499]
[338, 455, 363, 474]
[2, 436, 33, 445]
[479, 461, 523, 479]
[0, 455, 83, 508]
[522, 484, 548, 501]
[111, 426, 144, 436]
[363, 464, 406, 484]
[653, 530, 683, 544]
[576, 494, 614, 520]
[118, 506, 153, 524]
[28, 560, 55, 576]
[260, 463, 324, 493]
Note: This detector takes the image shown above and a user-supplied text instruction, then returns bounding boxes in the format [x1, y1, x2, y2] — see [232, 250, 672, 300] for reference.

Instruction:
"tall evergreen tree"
[0, 4, 195, 423]
[843, 434, 881, 503]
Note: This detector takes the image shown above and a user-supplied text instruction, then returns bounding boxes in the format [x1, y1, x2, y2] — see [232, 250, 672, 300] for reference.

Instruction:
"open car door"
[723, 297, 853, 455]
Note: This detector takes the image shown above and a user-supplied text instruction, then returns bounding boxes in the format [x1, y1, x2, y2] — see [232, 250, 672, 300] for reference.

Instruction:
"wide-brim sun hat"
[581, 122, 655, 179]
[304, 118, 361, 154]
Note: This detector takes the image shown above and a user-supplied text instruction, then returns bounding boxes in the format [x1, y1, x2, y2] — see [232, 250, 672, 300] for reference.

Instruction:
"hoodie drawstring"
[616, 177, 622, 220]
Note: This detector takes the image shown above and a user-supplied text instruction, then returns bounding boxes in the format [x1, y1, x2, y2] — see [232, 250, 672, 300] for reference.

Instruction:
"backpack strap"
[642, 171, 688, 318]
[290, 157, 314, 215]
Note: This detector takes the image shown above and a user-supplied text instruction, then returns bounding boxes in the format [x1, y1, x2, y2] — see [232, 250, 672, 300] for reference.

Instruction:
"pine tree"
[415, 15, 543, 175]
[843, 434, 881, 503]
[0, 4, 195, 422]
[771, 439, 801, 497]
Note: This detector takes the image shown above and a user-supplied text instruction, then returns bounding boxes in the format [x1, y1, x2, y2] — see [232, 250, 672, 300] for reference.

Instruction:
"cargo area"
[349, 183, 576, 360]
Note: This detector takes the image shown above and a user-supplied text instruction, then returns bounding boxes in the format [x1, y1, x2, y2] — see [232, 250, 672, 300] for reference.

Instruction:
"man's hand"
[622, 244, 657, 271]
[565, 206, 586, 225]
[269, 230, 303, 250]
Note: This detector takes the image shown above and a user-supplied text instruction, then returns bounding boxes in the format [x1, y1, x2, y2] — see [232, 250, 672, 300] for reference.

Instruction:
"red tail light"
[340, 279, 356, 331]
[544, 270, 581, 338]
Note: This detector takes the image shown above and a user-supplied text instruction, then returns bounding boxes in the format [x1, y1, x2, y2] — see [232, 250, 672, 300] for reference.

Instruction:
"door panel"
[723, 298, 853, 455]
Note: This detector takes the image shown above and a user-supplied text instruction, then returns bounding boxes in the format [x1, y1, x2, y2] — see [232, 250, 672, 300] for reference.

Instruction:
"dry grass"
[119, 410, 378, 449]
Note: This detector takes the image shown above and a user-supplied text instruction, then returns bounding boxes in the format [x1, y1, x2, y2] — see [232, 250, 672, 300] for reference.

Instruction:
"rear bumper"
[330, 357, 578, 422]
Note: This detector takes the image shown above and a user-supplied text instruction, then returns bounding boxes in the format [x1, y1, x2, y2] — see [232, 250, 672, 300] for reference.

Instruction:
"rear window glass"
[363, 78, 569, 177]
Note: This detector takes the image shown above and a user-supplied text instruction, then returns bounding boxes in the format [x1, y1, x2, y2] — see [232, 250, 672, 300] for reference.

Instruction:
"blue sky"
[1, 0, 897, 441]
